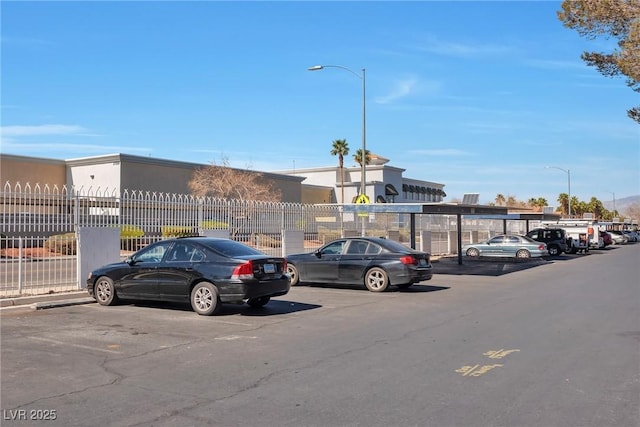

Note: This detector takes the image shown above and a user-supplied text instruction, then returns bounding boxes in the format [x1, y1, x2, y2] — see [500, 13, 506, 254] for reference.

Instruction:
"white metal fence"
[1, 182, 526, 297]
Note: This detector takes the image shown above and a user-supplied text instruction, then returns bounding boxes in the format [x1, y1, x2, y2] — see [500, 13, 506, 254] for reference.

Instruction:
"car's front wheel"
[365, 267, 389, 292]
[94, 276, 119, 306]
[247, 296, 270, 308]
[287, 263, 300, 286]
[190, 282, 221, 316]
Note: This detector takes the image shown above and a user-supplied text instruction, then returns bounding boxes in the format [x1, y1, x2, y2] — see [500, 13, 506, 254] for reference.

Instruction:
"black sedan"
[87, 237, 290, 315]
[285, 237, 433, 292]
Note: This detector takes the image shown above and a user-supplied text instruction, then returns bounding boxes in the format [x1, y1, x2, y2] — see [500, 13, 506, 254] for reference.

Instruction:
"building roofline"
[1, 153, 66, 166]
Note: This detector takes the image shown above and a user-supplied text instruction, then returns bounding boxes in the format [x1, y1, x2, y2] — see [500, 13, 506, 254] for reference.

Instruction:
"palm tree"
[330, 139, 349, 204]
[352, 148, 371, 168]
[557, 193, 569, 216]
[495, 194, 506, 206]
[353, 148, 372, 197]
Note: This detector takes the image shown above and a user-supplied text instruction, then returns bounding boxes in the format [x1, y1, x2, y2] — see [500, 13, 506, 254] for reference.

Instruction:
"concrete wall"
[68, 161, 122, 193]
[78, 227, 121, 289]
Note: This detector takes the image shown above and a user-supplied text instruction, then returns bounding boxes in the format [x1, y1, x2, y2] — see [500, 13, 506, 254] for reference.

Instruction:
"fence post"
[18, 237, 23, 294]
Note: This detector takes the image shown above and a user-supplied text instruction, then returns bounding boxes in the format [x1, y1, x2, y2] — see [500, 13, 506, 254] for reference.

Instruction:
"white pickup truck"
[540, 220, 599, 253]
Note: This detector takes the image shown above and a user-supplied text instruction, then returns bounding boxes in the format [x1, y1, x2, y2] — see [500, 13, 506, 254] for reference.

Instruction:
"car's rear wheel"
[516, 249, 531, 258]
[247, 296, 270, 308]
[94, 276, 119, 306]
[466, 248, 480, 257]
[287, 263, 300, 286]
[548, 245, 560, 256]
[190, 282, 221, 316]
[365, 267, 389, 292]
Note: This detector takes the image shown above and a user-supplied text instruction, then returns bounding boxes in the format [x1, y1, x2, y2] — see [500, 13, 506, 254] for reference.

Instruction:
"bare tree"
[188, 157, 282, 202]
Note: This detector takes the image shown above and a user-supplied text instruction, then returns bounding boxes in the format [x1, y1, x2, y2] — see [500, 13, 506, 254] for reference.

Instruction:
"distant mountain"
[603, 195, 640, 215]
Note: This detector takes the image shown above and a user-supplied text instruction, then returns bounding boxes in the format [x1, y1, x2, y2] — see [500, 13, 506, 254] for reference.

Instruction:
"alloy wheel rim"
[97, 282, 111, 301]
[368, 272, 384, 289]
[195, 288, 212, 310]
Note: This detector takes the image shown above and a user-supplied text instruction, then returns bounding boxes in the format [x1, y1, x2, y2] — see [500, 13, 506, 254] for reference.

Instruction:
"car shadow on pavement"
[238, 300, 322, 316]
[127, 299, 321, 317]
[397, 284, 450, 293]
[292, 283, 449, 293]
[433, 256, 552, 276]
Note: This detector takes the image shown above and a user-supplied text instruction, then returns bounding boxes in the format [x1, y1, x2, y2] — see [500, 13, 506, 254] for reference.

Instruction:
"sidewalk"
[0, 290, 95, 313]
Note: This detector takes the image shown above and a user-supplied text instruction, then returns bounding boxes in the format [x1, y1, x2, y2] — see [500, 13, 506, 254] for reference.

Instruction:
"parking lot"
[2, 245, 639, 427]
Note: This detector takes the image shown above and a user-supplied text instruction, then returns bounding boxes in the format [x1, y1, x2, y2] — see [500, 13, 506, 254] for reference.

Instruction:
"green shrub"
[44, 233, 77, 255]
[120, 225, 144, 251]
[120, 225, 144, 238]
[254, 233, 281, 248]
[200, 220, 228, 229]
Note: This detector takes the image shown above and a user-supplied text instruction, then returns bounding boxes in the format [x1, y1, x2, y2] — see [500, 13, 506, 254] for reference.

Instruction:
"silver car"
[462, 234, 548, 258]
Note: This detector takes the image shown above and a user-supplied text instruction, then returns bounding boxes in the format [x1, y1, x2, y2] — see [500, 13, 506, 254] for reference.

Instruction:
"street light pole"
[606, 191, 616, 214]
[308, 64, 367, 198]
[546, 166, 571, 217]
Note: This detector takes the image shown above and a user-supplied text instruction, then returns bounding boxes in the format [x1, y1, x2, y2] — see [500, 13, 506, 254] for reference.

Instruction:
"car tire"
[287, 263, 300, 286]
[516, 249, 531, 258]
[247, 296, 270, 308]
[364, 267, 389, 292]
[190, 282, 221, 316]
[94, 276, 119, 306]
[548, 245, 560, 256]
[466, 248, 480, 257]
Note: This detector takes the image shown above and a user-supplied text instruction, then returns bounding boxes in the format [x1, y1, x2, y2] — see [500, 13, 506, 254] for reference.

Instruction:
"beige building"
[1, 153, 304, 203]
[1, 152, 445, 205]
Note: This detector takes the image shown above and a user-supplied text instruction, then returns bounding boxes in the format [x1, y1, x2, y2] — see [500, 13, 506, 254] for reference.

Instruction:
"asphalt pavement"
[0, 255, 555, 312]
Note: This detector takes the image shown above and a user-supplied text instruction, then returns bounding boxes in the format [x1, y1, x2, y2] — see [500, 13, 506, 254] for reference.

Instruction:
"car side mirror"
[125, 256, 136, 265]
[315, 250, 322, 258]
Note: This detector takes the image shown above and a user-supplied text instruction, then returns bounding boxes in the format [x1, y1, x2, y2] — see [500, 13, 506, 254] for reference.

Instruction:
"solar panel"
[462, 193, 480, 205]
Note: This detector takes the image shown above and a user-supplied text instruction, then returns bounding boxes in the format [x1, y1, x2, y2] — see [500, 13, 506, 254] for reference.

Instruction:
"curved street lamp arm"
[308, 64, 363, 80]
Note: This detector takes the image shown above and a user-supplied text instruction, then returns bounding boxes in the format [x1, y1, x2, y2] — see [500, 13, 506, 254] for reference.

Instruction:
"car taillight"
[400, 255, 416, 265]
[282, 260, 287, 271]
[231, 260, 254, 280]
[538, 245, 546, 250]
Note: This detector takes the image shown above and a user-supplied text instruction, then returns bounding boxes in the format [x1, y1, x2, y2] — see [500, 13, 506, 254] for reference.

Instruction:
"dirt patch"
[1, 247, 64, 258]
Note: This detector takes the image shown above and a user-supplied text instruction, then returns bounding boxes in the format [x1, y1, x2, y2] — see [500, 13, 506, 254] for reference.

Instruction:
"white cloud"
[523, 58, 586, 70]
[0, 142, 151, 154]
[375, 78, 417, 104]
[414, 35, 514, 58]
[408, 148, 471, 156]
[1, 124, 89, 137]
[375, 77, 442, 105]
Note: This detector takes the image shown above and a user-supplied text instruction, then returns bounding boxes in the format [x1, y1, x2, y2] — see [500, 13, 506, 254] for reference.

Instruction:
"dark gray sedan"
[285, 237, 433, 292]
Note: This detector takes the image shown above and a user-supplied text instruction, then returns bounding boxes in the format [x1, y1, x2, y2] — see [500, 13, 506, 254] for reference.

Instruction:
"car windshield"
[203, 239, 263, 257]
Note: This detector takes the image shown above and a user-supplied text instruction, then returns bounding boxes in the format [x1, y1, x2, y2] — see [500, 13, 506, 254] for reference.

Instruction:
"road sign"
[355, 194, 370, 204]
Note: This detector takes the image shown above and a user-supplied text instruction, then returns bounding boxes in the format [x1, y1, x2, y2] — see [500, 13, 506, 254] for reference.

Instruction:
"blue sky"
[2, 1, 638, 206]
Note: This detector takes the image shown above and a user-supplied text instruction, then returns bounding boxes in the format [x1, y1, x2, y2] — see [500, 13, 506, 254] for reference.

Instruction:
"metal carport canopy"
[342, 203, 509, 265]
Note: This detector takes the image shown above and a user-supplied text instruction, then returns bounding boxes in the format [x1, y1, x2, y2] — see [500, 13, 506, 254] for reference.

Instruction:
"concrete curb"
[0, 291, 95, 312]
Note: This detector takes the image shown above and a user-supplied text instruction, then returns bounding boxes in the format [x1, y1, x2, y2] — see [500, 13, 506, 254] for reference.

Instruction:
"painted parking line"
[28, 336, 122, 354]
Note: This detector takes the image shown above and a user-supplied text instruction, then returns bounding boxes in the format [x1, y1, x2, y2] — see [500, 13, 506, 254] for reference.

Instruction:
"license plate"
[263, 263, 275, 273]
[419, 258, 427, 266]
